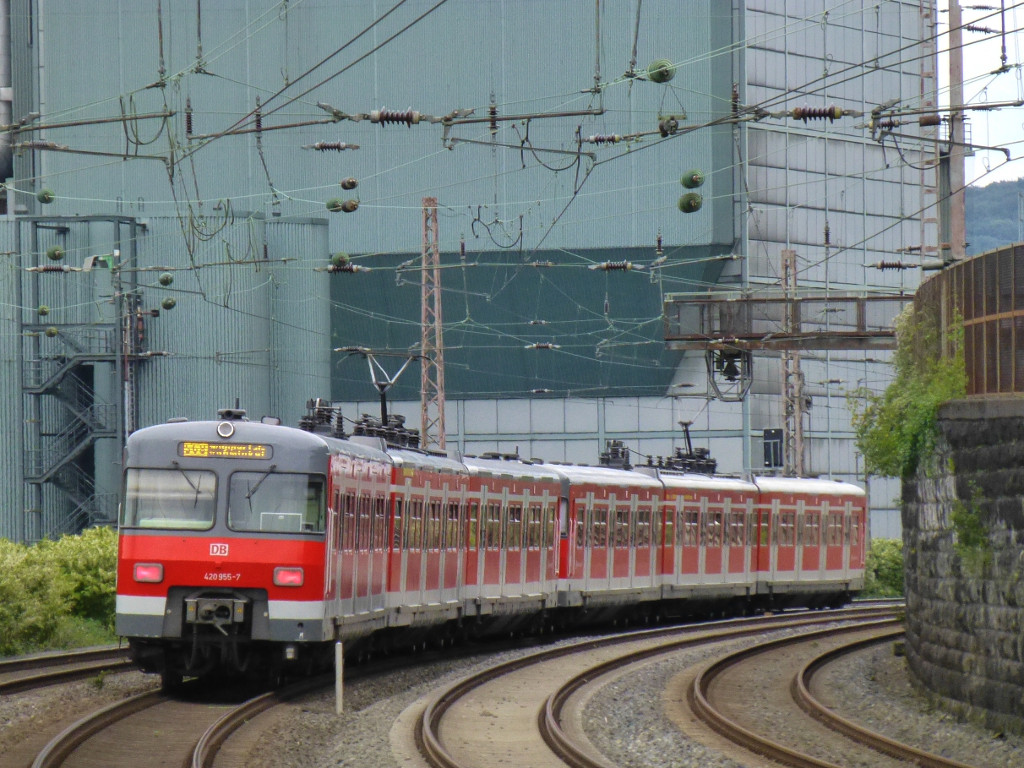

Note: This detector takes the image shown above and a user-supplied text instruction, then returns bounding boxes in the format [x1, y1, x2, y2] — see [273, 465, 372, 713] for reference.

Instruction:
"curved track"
[690, 620, 982, 768]
[0, 647, 131, 695]
[417, 606, 899, 768]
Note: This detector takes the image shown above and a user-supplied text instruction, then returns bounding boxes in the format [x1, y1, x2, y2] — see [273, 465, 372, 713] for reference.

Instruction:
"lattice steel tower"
[420, 197, 446, 450]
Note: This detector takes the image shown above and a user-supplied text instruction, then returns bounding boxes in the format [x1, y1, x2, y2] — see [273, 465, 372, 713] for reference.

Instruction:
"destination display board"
[178, 441, 272, 460]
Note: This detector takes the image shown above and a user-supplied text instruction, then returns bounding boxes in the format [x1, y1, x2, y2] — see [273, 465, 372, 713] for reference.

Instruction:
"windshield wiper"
[172, 460, 203, 508]
[245, 465, 278, 500]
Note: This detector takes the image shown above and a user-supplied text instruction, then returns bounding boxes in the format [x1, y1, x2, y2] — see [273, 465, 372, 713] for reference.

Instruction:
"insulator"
[731, 82, 739, 116]
[678, 192, 703, 213]
[824, 223, 831, 245]
[159, 272, 173, 286]
[525, 342, 560, 350]
[659, 117, 679, 137]
[161, 297, 176, 310]
[489, 105, 497, 135]
[790, 104, 844, 122]
[873, 261, 909, 271]
[46, 246, 64, 261]
[185, 97, 193, 137]
[340, 177, 358, 190]
[254, 97, 262, 134]
[919, 114, 942, 127]
[656, 231, 663, 257]
[37, 188, 55, 204]
[327, 263, 369, 273]
[646, 58, 676, 83]
[29, 265, 72, 273]
[529, 319, 548, 325]
[370, 109, 420, 126]
[585, 134, 623, 144]
[589, 261, 636, 271]
[307, 141, 360, 151]
[875, 118, 901, 130]
[680, 170, 705, 189]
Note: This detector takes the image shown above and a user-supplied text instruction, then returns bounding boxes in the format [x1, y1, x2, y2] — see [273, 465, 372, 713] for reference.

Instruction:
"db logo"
[210, 543, 229, 557]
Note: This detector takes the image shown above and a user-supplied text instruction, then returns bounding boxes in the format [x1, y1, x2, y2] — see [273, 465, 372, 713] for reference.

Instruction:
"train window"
[662, 509, 673, 547]
[122, 468, 216, 530]
[778, 511, 796, 546]
[544, 504, 556, 549]
[507, 504, 523, 549]
[357, 494, 372, 551]
[525, 505, 542, 548]
[226, 471, 326, 534]
[426, 500, 442, 549]
[484, 503, 502, 548]
[393, 498, 403, 547]
[849, 515, 860, 546]
[445, 502, 460, 550]
[679, 509, 699, 546]
[803, 512, 820, 546]
[702, 511, 723, 547]
[467, 501, 480, 547]
[827, 512, 843, 546]
[591, 507, 608, 547]
[405, 498, 423, 549]
[374, 496, 387, 549]
[342, 493, 356, 549]
[574, 505, 587, 549]
[612, 509, 629, 547]
[635, 509, 651, 547]
[728, 511, 745, 546]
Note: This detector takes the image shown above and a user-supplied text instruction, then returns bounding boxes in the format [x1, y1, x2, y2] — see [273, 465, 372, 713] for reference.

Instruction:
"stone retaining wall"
[903, 396, 1024, 733]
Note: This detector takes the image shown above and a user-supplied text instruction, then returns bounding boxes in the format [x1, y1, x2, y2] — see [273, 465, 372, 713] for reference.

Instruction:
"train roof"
[753, 476, 866, 497]
[541, 462, 664, 489]
[644, 469, 758, 493]
[384, 445, 468, 475]
[462, 454, 566, 483]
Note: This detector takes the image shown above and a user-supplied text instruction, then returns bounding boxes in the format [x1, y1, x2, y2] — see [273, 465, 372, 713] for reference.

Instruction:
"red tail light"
[273, 567, 304, 587]
[134, 563, 164, 583]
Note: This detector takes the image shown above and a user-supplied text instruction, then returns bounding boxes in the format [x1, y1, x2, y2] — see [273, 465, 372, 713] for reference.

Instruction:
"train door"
[370, 491, 388, 611]
[679, 499, 700, 583]
[800, 499, 823, 580]
[463, 497, 481, 594]
[658, 498, 675, 583]
[774, 499, 797, 583]
[611, 503, 631, 586]
[632, 503, 654, 590]
[481, 496, 502, 595]
[504, 499, 524, 596]
[423, 496, 443, 605]
[848, 500, 866, 571]
[823, 501, 845, 577]
[353, 492, 371, 614]
[702, 496, 724, 582]
[387, 496, 404, 596]
[544, 499, 559, 582]
[404, 496, 425, 602]
[725, 498, 748, 584]
[570, 500, 587, 582]
[588, 504, 610, 589]
[441, 496, 462, 604]
[754, 499, 771, 574]
[524, 501, 544, 592]
[337, 490, 357, 616]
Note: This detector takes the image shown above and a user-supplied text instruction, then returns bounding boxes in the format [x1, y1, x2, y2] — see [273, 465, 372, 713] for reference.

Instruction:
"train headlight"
[273, 566, 304, 587]
[133, 563, 164, 583]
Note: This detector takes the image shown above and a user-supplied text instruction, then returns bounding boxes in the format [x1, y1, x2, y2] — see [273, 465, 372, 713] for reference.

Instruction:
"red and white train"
[116, 402, 866, 686]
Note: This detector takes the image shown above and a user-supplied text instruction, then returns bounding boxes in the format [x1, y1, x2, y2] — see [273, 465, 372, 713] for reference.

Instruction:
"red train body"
[115, 406, 866, 685]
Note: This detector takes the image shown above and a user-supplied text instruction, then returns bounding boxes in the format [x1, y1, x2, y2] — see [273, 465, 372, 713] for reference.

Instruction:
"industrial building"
[0, 1, 943, 541]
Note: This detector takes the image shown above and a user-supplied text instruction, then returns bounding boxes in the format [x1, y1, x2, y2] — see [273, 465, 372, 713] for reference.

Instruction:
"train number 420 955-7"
[204, 572, 241, 582]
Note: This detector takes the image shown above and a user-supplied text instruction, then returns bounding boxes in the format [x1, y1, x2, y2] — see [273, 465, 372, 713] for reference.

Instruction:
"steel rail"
[793, 631, 978, 768]
[0, 648, 132, 695]
[418, 607, 900, 768]
[689, 618, 904, 768]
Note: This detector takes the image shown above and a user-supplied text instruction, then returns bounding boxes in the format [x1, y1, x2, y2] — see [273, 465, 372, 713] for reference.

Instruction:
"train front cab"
[116, 418, 335, 684]
[752, 477, 866, 608]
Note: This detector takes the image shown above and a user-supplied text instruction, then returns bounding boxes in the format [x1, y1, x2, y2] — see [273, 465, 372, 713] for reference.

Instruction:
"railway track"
[0, 647, 131, 695]
[415, 606, 900, 768]
[690, 621, 980, 768]
[25, 674, 329, 768]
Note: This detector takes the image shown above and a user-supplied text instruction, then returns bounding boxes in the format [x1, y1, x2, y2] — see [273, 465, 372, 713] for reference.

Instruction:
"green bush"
[0, 527, 117, 656]
[862, 538, 904, 597]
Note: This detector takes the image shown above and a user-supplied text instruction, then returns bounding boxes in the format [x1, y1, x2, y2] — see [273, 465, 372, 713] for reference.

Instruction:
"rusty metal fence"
[915, 243, 1024, 396]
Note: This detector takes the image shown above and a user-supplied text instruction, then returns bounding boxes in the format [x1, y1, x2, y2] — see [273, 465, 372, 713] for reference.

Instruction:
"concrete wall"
[903, 397, 1024, 733]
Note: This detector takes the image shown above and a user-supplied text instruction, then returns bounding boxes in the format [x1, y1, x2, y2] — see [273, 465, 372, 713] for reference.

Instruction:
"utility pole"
[948, 0, 966, 261]
[420, 197, 446, 450]
[781, 248, 805, 476]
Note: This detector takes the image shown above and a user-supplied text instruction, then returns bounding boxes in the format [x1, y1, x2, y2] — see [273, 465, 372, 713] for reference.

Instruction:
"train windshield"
[121, 468, 217, 530]
[227, 471, 326, 534]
